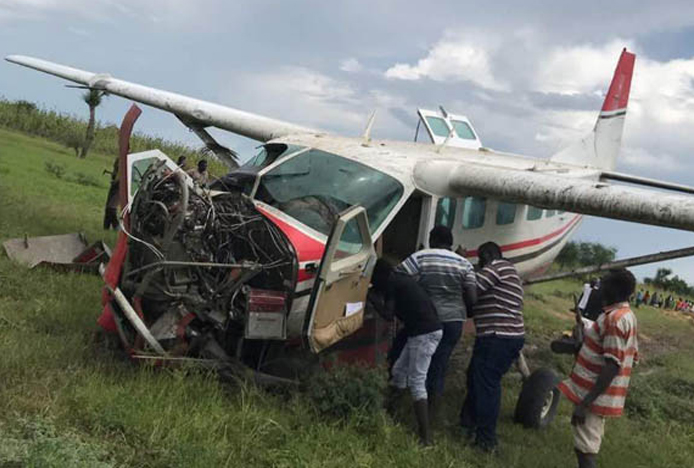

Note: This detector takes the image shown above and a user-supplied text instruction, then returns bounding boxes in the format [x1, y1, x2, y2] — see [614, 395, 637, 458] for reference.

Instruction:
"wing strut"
[525, 245, 694, 285]
[176, 115, 239, 169]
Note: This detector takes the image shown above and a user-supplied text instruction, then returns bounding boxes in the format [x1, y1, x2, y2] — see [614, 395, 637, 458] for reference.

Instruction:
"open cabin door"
[305, 206, 377, 353]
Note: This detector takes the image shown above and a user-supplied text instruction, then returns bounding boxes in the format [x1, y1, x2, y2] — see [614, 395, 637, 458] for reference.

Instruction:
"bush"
[62, 130, 84, 157]
[45, 160, 66, 179]
[626, 374, 694, 425]
[305, 364, 386, 421]
[0, 98, 227, 175]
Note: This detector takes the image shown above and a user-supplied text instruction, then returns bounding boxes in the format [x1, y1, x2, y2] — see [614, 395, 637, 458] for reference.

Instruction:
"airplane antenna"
[439, 105, 449, 118]
[362, 110, 377, 145]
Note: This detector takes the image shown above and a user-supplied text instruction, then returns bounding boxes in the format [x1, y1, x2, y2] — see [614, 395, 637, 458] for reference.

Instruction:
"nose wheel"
[514, 367, 561, 429]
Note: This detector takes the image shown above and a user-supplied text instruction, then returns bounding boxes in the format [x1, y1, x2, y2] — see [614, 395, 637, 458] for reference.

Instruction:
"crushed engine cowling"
[117, 161, 297, 366]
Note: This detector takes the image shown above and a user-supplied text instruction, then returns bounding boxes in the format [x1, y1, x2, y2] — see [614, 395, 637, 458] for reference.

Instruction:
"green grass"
[1, 127, 694, 467]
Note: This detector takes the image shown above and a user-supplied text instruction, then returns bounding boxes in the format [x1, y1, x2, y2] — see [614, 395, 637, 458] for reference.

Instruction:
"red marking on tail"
[601, 48, 635, 112]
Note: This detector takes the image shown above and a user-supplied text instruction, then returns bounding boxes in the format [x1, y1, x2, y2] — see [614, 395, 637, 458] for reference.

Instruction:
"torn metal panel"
[3, 233, 88, 268]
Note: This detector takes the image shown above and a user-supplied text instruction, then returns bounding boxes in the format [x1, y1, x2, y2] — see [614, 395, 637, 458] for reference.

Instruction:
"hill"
[1, 128, 694, 467]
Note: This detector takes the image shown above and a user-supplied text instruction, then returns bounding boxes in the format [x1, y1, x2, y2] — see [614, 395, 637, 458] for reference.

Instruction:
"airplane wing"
[414, 157, 694, 232]
[5, 55, 319, 145]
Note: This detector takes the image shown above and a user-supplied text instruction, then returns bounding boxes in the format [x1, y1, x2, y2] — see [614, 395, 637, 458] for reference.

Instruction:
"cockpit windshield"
[256, 149, 404, 238]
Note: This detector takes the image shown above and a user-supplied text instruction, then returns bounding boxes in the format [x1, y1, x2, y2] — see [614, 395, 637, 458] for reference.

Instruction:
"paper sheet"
[344, 302, 363, 317]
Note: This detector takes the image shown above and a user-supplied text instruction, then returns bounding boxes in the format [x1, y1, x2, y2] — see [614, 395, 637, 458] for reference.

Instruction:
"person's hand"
[455, 245, 467, 257]
[571, 404, 588, 426]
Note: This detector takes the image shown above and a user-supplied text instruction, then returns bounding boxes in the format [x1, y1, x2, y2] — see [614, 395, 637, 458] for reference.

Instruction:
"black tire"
[514, 368, 560, 429]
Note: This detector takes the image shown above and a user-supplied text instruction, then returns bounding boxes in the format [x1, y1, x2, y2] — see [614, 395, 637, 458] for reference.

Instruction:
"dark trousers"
[460, 335, 525, 447]
[426, 320, 464, 396]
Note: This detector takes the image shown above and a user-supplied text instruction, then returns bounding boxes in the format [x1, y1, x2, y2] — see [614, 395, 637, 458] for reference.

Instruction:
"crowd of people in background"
[633, 289, 694, 313]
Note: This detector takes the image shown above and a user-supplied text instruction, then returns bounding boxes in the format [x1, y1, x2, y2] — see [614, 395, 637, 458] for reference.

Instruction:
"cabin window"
[256, 149, 404, 238]
[546, 210, 556, 218]
[461, 197, 486, 229]
[496, 202, 517, 225]
[425, 116, 451, 138]
[452, 120, 476, 140]
[435, 197, 457, 228]
[527, 206, 543, 221]
[558, 210, 565, 214]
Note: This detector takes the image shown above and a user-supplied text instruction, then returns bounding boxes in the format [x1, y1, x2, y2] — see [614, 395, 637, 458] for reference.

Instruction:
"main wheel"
[514, 368, 560, 429]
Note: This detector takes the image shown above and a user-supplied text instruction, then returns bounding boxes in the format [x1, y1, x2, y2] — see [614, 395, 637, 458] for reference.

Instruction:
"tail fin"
[551, 48, 635, 170]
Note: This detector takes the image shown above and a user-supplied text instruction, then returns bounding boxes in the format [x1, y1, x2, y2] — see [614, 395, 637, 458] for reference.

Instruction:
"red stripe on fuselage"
[256, 205, 325, 281]
[260, 203, 581, 283]
[467, 215, 582, 257]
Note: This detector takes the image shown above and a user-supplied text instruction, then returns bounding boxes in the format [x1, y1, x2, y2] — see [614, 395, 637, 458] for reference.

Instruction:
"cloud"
[228, 67, 364, 134]
[340, 58, 363, 73]
[0, 0, 211, 26]
[533, 39, 636, 94]
[621, 147, 684, 172]
[384, 37, 506, 91]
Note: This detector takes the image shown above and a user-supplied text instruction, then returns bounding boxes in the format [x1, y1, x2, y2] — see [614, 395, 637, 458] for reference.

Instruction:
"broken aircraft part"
[111, 159, 297, 368]
[2, 233, 110, 272]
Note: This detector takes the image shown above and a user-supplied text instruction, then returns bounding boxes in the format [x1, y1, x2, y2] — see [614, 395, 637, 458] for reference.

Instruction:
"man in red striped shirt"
[558, 268, 639, 468]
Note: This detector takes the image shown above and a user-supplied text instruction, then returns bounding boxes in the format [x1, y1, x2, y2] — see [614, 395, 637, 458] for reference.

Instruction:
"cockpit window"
[452, 120, 476, 140]
[244, 147, 271, 168]
[425, 116, 452, 138]
[256, 150, 404, 237]
[241, 143, 300, 171]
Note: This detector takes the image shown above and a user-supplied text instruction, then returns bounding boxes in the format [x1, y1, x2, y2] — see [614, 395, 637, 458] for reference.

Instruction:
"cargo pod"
[305, 206, 376, 353]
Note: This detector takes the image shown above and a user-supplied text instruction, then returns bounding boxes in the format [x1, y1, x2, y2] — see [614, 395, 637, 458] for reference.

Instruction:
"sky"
[2, 0, 694, 281]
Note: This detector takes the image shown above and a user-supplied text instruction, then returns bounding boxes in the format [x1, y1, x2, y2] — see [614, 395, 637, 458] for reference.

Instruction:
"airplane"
[8, 48, 694, 428]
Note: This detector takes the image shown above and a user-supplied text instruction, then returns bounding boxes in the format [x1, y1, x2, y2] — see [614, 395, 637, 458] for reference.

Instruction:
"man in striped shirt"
[460, 242, 524, 452]
[558, 269, 639, 468]
[397, 226, 477, 416]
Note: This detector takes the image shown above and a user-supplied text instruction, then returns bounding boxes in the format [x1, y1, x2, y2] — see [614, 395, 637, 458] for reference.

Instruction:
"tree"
[556, 241, 617, 267]
[79, 89, 106, 159]
[644, 268, 694, 297]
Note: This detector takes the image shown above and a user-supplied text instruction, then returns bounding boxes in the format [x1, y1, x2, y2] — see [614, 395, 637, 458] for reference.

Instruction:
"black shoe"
[473, 439, 498, 455]
[460, 425, 475, 443]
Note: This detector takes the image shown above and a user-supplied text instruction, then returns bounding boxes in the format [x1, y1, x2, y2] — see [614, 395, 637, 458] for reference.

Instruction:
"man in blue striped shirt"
[398, 225, 477, 417]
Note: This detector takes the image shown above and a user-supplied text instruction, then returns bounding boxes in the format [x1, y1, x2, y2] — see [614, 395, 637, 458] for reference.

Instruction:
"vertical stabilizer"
[551, 49, 635, 170]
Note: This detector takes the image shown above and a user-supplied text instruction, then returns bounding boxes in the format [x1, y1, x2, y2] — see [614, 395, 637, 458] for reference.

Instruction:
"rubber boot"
[413, 399, 432, 446]
[428, 392, 442, 428]
[576, 450, 597, 468]
[385, 386, 406, 417]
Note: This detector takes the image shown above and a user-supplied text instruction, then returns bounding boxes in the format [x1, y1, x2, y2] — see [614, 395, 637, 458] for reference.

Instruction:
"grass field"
[1, 127, 694, 467]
